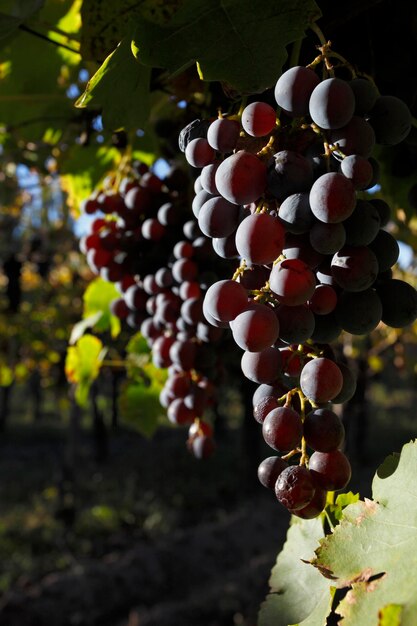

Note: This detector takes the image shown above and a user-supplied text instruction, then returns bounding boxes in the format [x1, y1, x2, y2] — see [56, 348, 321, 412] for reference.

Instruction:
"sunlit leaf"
[65, 334, 106, 405]
[76, 37, 151, 131]
[82, 277, 121, 338]
[313, 440, 417, 625]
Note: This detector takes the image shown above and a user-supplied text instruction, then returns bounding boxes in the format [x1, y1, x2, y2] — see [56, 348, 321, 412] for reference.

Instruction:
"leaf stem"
[19, 24, 81, 55]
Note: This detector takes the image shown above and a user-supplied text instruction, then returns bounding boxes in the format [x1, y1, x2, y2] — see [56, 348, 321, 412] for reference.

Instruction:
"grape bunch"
[79, 161, 235, 458]
[179, 46, 417, 516]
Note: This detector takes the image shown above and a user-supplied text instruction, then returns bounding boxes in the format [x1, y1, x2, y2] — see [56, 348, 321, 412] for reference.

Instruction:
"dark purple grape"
[203, 279, 248, 323]
[340, 155, 373, 190]
[304, 408, 345, 452]
[368, 230, 399, 272]
[335, 289, 382, 334]
[369, 95, 411, 145]
[269, 259, 316, 306]
[275, 304, 315, 343]
[185, 138, 215, 168]
[376, 279, 417, 327]
[289, 487, 327, 519]
[241, 347, 282, 384]
[278, 193, 315, 235]
[332, 362, 357, 404]
[178, 119, 210, 152]
[309, 172, 356, 223]
[241, 102, 276, 137]
[253, 396, 280, 424]
[267, 150, 313, 203]
[300, 357, 343, 403]
[343, 200, 380, 247]
[215, 151, 267, 205]
[262, 406, 303, 452]
[331, 246, 379, 292]
[309, 78, 355, 130]
[207, 118, 240, 152]
[231, 303, 279, 352]
[235, 212, 285, 265]
[329, 116, 375, 158]
[349, 78, 378, 115]
[309, 222, 346, 255]
[257, 456, 288, 489]
[275, 465, 315, 511]
[274, 66, 320, 117]
[308, 285, 338, 315]
[309, 450, 352, 491]
[198, 196, 240, 238]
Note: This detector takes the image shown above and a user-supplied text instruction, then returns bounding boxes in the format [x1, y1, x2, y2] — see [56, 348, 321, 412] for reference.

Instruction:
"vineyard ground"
[0, 367, 414, 626]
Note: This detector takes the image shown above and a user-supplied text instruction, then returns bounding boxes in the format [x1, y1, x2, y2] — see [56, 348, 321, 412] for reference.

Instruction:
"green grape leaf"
[327, 491, 360, 523]
[258, 516, 334, 626]
[313, 440, 417, 626]
[0, 7, 77, 141]
[80, 0, 182, 61]
[118, 376, 165, 438]
[82, 277, 121, 338]
[75, 37, 151, 131]
[60, 144, 120, 208]
[126, 331, 150, 356]
[0, 0, 44, 40]
[69, 311, 103, 345]
[65, 334, 106, 406]
[131, 0, 322, 94]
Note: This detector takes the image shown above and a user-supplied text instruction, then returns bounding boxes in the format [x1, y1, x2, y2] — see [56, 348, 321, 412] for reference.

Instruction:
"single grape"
[343, 200, 380, 246]
[309, 172, 356, 224]
[203, 279, 248, 323]
[274, 66, 320, 117]
[309, 77, 355, 130]
[215, 151, 267, 205]
[300, 357, 343, 403]
[369, 95, 412, 145]
[275, 465, 315, 511]
[262, 406, 303, 452]
[241, 347, 283, 384]
[376, 279, 417, 327]
[278, 193, 315, 235]
[235, 212, 285, 265]
[331, 246, 379, 292]
[329, 116, 375, 158]
[308, 284, 338, 315]
[335, 289, 382, 334]
[309, 450, 352, 491]
[269, 258, 316, 306]
[258, 456, 288, 489]
[304, 408, 345, 452]
[206, 117, 240, 152]
[253, 396, 280, 424]
[275, 304, 315, 344]
[241, 101, 277, 137]
[267, 150, 313, 203]
[232, 303, 280, 352]
[332, 362, 357, 404]
[309, 221, 346, 255]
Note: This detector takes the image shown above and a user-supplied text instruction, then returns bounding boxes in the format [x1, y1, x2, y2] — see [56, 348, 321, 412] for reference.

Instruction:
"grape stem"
[307, 24, 357, 78]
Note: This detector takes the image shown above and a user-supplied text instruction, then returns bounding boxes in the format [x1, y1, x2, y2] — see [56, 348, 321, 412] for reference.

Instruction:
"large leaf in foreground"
[313, 440, 417, 625]
[132, 0, 322, 94]
[259, 516, 334, 626]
